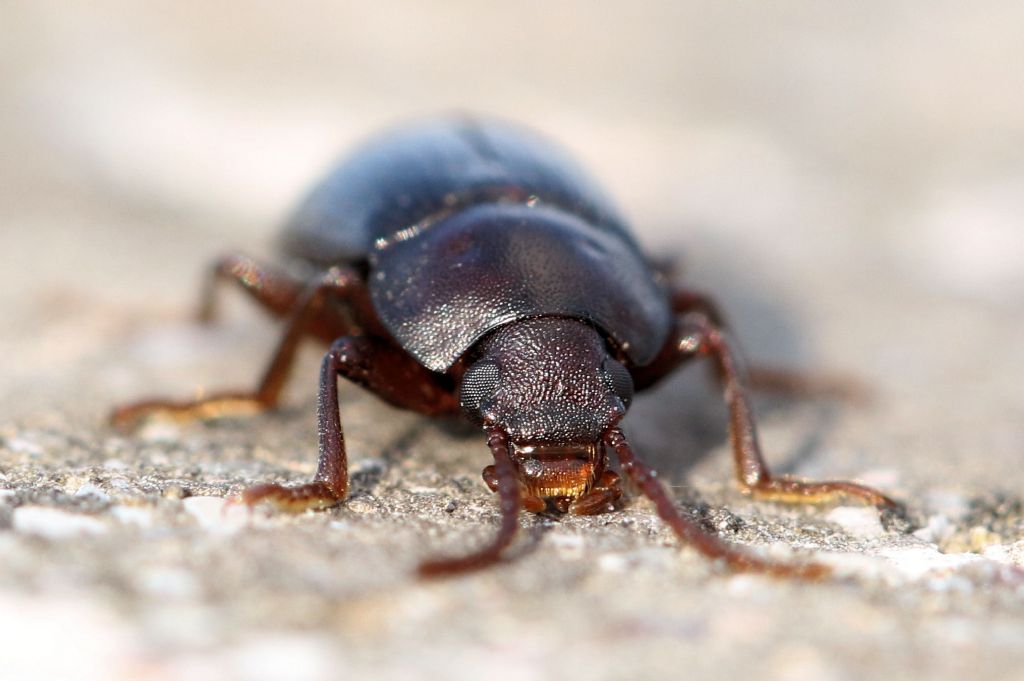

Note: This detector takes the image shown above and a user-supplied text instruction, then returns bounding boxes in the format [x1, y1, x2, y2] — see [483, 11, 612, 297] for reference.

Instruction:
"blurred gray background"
[2, 3, 1023, 681]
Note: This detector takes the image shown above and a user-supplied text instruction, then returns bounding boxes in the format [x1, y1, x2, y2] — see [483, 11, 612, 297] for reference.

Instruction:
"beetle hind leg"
[657, 311, 898, 509]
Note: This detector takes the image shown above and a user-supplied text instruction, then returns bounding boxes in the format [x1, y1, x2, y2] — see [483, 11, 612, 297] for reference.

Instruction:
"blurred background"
[5, 2, 1024, 295]
[2, 3, 1024, 680]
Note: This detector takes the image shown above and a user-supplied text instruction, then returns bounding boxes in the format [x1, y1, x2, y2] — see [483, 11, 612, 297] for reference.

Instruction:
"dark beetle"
[113, 118, 896, 577]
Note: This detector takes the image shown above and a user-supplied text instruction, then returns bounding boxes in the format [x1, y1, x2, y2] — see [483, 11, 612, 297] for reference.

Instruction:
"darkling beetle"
[112, 118, 897, 578]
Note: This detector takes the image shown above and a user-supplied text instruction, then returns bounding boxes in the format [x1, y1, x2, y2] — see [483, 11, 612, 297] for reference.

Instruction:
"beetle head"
[459, 317, 633, 509]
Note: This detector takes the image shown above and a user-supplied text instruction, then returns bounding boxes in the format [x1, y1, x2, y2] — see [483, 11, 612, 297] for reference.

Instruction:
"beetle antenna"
[418, 429, 522, 577]
[603, 427, 830, 580]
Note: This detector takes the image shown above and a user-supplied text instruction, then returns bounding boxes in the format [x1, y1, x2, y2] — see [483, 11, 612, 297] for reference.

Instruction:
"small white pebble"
[880, 545, 984, 580]
[818, 551, 887, 579]
[13, 506, 107, 539]
[182, 496, 247, 534]
[110, 505, 154, 528]
[983, 540, 1024, 566]
[982, 544, 1010, 562]
[913, 514, 952, 544]
[74, 484, 110, 502]
[725, 574, 764, 595]
[825, 506, 885, 538]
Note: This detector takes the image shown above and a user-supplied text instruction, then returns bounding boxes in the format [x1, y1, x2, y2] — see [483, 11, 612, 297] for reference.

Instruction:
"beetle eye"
[601, 358, 634, 408]
[460, 360, 501, 420]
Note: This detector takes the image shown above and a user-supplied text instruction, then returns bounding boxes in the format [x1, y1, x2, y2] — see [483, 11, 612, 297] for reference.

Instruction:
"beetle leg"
[197, 253, 306, 323]
[239, 335, 361, 511]
[668, 313, 897, 508]
[418, 429, 523, 577]
[241, 334, 459, 512]
[634, 289, 868, 402]
[110, 266, 368, 431]
[604, 427, 829, 579]
[630, 290, 731, 390]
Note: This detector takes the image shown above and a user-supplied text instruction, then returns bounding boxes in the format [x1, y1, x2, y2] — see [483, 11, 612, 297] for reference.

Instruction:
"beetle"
[112, 117, 897, 578]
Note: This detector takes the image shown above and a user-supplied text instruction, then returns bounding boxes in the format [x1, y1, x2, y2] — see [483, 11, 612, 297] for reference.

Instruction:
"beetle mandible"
[112, 118, 897, 577]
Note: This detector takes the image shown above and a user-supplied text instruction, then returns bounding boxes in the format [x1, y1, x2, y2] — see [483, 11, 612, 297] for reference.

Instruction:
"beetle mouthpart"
[510, 442, 599, 501]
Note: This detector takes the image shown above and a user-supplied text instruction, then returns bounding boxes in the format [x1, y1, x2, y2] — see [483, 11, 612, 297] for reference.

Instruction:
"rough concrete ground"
[2, 3, 1024, 680]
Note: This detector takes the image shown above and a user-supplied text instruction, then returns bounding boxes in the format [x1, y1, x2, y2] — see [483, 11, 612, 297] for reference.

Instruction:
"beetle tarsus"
[748, 477, 898, 509]
[240, 481, 342, 512]
[109, 393, 266, 433]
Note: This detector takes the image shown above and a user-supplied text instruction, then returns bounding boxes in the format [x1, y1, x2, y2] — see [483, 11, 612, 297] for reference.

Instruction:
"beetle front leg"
[418, 429, 523, 577]
[604, 427, 828, 579]
[240, 336, 361, 511]
[666, 313, 897, 509]
[242, 335, 459, 512]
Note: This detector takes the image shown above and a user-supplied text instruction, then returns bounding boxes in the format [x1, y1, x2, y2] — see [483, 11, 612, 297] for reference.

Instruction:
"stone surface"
[2, 3, 1024, 680]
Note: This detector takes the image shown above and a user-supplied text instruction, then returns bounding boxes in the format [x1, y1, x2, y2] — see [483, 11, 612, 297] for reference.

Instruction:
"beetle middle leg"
[651, 311, 896, 508]
[635, 289, 868, 402]
[110, 265, 370, 431]
[196, 253, 307, 324]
